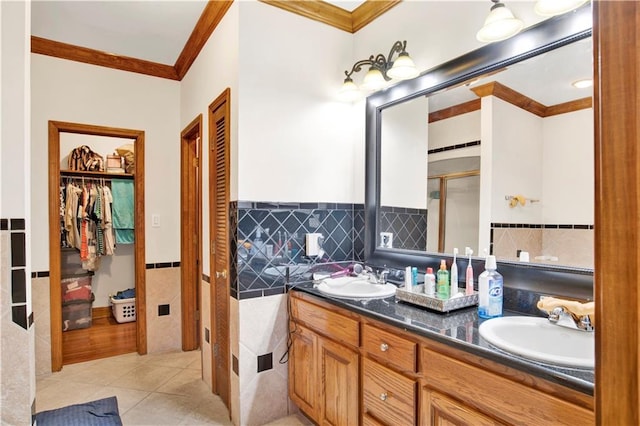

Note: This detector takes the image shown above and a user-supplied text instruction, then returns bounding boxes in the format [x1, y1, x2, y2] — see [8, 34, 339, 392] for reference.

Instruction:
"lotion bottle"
[451, 248, 459, 296]
[425, 267, 436, 296]
[436, 260, 450, 300]
[478, 255, 503, 319]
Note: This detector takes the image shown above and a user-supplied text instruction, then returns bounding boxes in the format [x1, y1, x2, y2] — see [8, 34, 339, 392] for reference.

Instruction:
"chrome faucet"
[537, 296, 595, 332]
[364, 266, 389, 285]
[548, 306, 594, 332]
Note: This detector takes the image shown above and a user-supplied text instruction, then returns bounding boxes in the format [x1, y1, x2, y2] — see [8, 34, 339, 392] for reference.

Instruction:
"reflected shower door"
[427, 173, 480, 253]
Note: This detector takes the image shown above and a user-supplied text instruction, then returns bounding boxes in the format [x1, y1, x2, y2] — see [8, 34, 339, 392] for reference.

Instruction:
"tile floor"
[36, 350, 310, 426]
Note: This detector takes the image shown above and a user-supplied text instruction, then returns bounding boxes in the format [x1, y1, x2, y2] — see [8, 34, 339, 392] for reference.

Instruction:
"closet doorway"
[48, 121, 146, 371]
[180, 115, 203, 351]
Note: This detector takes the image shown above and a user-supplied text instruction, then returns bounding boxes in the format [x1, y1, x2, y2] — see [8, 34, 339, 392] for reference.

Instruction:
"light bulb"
[339, 77, 360, 102]
[361, 67, 386, 91]
[476, 2, 524, 43]
[387, 52, 419, 80]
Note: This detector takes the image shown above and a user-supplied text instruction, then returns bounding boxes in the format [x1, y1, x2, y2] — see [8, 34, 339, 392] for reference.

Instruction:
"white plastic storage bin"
[110, 296, 136, 323]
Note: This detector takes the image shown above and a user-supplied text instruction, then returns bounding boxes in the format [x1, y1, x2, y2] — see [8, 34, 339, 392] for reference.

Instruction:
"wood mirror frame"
[48, 120, 146, 371]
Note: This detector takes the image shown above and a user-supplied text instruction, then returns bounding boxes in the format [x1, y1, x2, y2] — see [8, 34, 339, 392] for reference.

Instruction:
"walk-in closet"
[48, 121, 146, 370]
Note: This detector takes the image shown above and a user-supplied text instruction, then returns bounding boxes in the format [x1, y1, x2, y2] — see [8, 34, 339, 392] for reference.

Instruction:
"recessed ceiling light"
[572, 78, 593, 89]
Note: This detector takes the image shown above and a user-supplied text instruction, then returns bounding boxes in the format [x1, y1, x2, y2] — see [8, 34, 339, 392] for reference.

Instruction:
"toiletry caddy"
[288, 289, 593, 426]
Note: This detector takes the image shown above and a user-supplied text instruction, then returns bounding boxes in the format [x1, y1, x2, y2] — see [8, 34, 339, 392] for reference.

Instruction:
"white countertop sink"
[315, 276, 397, 300]
[479, 316, 594, 369]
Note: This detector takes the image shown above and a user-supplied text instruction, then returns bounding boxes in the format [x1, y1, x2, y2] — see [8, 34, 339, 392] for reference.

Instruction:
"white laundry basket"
[110, 296, 136, 323]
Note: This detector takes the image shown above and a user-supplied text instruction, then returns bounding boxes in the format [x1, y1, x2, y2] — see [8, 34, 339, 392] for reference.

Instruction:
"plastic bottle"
[451, 248, 459, 296]
[465, 247, 474, 296]
[436, 260, 450, 300]
[404, 267, 413, 292]
[411, 267, 418, 289]
[478, 255, 503, 319]
[424, 267, 436, 296]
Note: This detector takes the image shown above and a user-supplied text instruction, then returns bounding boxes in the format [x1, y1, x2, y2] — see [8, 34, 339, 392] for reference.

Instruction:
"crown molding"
[175, 0, 234, 79]
[259, 0, 400, 33]
[31, 36, 180, 80]
[470, 81, 591, 117]
[31, 0, 234, 81]
[352, 0, 401, 33]
[429, 99, 481, 123]
[429, 82, 592, 122]
[31, 0, 393, 80]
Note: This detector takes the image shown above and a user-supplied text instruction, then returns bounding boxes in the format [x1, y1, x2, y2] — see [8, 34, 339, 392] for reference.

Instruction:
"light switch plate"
[151, 214, 160, 228]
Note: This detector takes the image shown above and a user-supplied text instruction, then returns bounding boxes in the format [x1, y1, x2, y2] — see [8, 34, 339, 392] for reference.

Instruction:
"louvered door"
[209, 89, 231, 410]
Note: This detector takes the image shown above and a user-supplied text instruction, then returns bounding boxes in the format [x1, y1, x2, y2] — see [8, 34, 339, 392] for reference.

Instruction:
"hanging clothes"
[111, 179, 135, 244]
[58, 177, 127, 271]
[102, 185, 116, 255]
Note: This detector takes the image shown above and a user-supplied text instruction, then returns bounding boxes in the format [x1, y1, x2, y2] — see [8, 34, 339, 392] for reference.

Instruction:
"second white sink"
[479, 316, 594, 369]
[315, 276, 397, 299]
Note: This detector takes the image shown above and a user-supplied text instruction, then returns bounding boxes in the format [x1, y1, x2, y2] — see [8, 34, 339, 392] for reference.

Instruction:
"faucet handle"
[538, 296, 596, 330]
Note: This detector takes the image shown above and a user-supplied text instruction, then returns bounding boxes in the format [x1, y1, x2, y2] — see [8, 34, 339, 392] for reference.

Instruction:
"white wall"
[489, 97, 543, 224]
[237, 1, 357, 203]
[180, 1, 239, 276]
[31, 55, 181, 269]
[542, 108, 593, 224]
[380, 96, 428, 209]
[429, 110, 481, 151]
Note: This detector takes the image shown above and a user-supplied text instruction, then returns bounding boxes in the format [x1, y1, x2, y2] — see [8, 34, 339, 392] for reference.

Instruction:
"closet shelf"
[61, 170, 134, 180]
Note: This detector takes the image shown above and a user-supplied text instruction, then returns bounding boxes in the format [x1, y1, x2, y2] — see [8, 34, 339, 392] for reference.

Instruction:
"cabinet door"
[318, 336, 359, 426]
[289, 324, 318, 420]
[422, 389, 504, 426]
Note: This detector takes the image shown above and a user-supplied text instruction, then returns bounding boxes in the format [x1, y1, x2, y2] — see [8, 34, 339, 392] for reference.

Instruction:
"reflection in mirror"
[377, 34, 593, 269]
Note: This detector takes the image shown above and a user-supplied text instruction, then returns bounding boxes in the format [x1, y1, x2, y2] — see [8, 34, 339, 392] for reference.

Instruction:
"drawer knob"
[380, 392, 388, 401]
[380, 343, 389, 352]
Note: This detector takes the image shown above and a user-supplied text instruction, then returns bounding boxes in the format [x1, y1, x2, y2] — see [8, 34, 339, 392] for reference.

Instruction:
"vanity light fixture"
[572, 78, 593, 89]
[477, 0, 590, 44]
[534, 0, 589, 17]
[339, 40, 419, 101]
[476, 0, 524, 43]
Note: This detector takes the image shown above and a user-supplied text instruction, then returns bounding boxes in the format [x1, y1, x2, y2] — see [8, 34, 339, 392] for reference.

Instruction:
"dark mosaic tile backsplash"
[379, 206, 427, 251]
[230, 201, 364, 299]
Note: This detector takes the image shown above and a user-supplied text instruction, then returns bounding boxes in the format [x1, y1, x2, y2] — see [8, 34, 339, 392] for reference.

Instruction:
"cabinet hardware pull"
[380, 343, 389, 352]
[216, 269, 228, 279]
[380, 392, 388, 401]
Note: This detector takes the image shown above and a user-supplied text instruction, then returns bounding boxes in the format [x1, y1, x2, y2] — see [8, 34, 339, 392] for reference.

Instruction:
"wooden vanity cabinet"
[289, 295, 360, 425]
[288, 292, 594, 426]
[420, 342, 594, 426]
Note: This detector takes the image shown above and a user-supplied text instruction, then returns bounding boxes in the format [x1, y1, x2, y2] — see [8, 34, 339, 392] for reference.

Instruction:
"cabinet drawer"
[363, 358, 416, 426]
[362, 323, 417, 372]
[291, 297, 359, 348]
[422, 347, 594, 426]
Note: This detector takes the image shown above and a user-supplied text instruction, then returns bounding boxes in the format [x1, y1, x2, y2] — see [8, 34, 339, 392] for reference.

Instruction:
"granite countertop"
[289, 281, 594, 396]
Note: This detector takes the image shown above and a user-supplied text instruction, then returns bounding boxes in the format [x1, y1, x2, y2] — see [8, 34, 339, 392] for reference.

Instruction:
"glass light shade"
[361, 67, 386, 91]
[535, 0, 589, 17]
[476, 3, 524, 43]
[387, 52, 419, 80]
[339, 78, 360, 102]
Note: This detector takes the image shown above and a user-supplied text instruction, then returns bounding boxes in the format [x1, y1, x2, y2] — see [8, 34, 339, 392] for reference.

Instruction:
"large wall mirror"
[366, 5, 594, 281]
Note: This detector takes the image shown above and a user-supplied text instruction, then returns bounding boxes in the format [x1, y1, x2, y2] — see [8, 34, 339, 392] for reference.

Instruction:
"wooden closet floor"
[62, 314, 136, 365]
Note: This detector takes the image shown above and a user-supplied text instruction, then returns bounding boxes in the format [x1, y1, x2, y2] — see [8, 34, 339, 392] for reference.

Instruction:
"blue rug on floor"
[35, 396, 122, 426]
